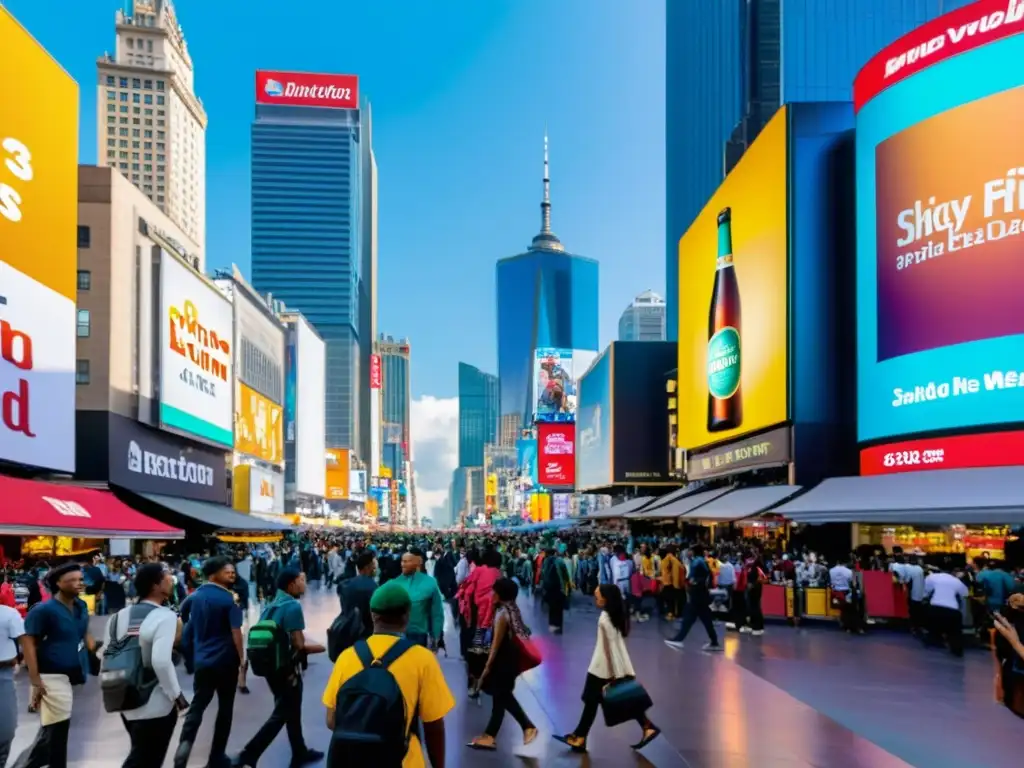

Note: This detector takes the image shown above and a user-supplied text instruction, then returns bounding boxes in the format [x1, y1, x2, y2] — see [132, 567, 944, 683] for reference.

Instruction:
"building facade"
[96, 0, 206, 252]
[618, 289, 666, 341]
[665, 0, 974, 339]
[496, 136, 599, 433]
[250, 74, 375, 462]
[458, 363, 499, 468]
[378, 335, 411, 484]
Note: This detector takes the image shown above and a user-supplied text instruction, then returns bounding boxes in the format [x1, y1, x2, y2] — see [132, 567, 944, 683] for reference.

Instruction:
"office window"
[76, 309, 91, 338]
[76, 360, 90, 385]
[77, 225, 90, 248]
[77, 270, 91, 290]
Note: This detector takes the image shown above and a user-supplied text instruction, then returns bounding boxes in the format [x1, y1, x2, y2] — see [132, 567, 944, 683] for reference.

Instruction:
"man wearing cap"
[323, 580, 454, 768]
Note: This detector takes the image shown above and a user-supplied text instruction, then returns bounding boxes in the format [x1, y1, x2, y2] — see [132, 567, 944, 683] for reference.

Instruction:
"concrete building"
[96, 0, 206, 251]
[665, 0, 974, 339]
[618, 289, 666, 342]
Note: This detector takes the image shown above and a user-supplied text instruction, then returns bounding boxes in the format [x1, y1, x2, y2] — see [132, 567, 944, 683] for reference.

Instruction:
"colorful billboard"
[516, 438, 538, 490]
[576, 350, 612, 491]
[533, 347, 575, 422]
[255, 70, 359, 110]
[538, 423, 575, 487]
[856, 9, 1024, 444]
[676, 108, 788, 452]
[325, 448, 350, 500]
[0, 7, 78, 473]
[860, 430, 1024, 476]
[235, 382, 284, 465]
[370, 353, 382, 389]
[159, 253, 234, 446]
[248, 466, 284, 514]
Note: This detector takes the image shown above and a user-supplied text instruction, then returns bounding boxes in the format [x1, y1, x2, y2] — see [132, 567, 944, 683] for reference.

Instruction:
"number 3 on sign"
[0, 137, 34, 223]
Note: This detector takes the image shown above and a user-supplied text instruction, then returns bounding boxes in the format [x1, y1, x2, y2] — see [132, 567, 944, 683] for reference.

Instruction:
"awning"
[0, 476, 182, 539]
[586, 497, 654, 519]
[681, 485, 803, 522]
[136, 493, 293, 532]
[632, 486, 691, 513]
[636, 487, 735, 519]
[774, 467, 1024, 525]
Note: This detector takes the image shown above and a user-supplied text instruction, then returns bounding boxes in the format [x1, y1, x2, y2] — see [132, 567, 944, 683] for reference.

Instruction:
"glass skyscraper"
[378, 335, 411, 482]
[496, 136, 599, 434]
[665, 0, 973, 339]
[458, 362, 499, 468]
[250, 86, 375, 459]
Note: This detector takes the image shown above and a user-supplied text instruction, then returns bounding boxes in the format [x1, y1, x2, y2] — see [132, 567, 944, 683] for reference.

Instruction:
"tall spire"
[531, 127, 564, 252]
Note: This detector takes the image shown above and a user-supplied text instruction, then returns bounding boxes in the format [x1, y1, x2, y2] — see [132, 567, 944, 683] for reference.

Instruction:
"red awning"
[0, 476, 183, 539]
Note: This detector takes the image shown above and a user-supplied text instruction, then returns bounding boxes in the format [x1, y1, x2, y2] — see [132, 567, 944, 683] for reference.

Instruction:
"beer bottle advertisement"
[675, 108, 788, 452]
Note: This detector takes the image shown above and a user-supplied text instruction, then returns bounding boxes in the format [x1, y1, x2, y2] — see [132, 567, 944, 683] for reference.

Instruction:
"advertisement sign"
[538, 423, 575, 487]
[235, 383, 284, 465]
[159, 253, 233, 446]
[552, 494, 571, 520]
[384, 423, 402, 444]
[516, 438, 538, 489]
[527, 493, 551, 522]
[349, 469, 367, 502]
[676, 108, 788, 452]
[533, 348, 575, 422]
[235, 290, 284, 403]
[686, 425, 791, 481]
[611, 342, 678, 485]
[370, 353, 382, 389]
[576, 350, 612, 491]
[856, 21, 1024, 443]
[284, 335, 296, 445]
[256, 70, 359, 110]
[485, 473, 498, 497]
[108, 414, 227, 504]
[860, 430, 1024, 476]
[0, 8, 78, 473]
[291, 315, 326, 496]
[248, 466, 284, 514]
[325, 448, 350, 500]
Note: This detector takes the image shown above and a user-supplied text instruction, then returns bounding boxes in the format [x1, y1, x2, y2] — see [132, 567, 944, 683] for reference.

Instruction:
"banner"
[685, 425, 791, 481]
[370, 353, 382, 389]
[533, 347, 575, 422]
[235, 382, 284, 465]
[538, 423, 575, 487]
[325, 448, 350, 500]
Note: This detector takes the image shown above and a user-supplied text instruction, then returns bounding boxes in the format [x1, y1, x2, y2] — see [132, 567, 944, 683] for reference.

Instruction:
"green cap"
[369, 579, 412, 614]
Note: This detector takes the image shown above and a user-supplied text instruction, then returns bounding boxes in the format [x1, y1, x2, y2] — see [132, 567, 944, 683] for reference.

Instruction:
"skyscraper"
[664, 0, 974, 339]
[250, 71, 375, 463]
[458, 363, 499, 468]
[378, 335, 411, 484]
[97, 0, 207, 252]
[618, 290, 666, 342]
[496, 135, 599, 433]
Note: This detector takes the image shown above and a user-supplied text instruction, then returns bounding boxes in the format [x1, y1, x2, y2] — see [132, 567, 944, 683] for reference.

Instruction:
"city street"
[8, 590, 1020, 768]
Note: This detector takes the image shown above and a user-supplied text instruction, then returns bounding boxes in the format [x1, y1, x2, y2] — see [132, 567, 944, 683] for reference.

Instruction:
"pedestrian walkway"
[8, 590, 1019, 766]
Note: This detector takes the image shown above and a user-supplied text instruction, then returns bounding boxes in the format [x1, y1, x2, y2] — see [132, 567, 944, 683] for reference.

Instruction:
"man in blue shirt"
[234, 568, 325, 768]
[665, 545, 722, 652]
[174, 556, 243, 768]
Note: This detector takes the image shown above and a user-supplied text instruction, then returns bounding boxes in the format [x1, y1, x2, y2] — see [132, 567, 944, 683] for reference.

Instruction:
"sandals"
[467, 737, 497, 751]
[631, 726, 662, 750]
[523, 727, 538, 745]
[553, 733, 588, 753]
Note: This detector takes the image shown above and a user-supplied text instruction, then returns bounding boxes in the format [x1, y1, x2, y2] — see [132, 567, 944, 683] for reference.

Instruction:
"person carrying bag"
[554, 584, 660, 754]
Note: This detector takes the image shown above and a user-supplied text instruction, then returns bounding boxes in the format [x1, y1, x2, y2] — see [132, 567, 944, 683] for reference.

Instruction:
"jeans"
[174, 663, 239, 767]
[670, 593, 719, 645]
[122, 709, 179, 768]
[12, 719, 71, 768]
[0, 667, 17, 768]
[485, 690, 534, 737]
[239, 673, 307, 764]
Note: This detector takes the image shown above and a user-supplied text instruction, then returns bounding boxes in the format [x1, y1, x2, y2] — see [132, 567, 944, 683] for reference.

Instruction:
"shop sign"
[685, 425, 791, 481]
[860, 430, 1024, 476]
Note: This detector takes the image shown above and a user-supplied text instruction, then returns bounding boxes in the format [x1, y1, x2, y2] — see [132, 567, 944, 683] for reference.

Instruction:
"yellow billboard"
[677, 107, 788, 451]
[528, 493, 551, 523]
[325, 448, 350, 500]
[485, 473, 498, 497]
[235, 383, 284, 465]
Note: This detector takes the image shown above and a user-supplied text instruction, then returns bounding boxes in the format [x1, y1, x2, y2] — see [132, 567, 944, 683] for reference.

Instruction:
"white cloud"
[410, 396, 458, 524]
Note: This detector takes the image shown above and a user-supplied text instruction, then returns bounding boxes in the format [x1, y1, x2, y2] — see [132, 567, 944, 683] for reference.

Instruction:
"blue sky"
[10, 0, 666, 401]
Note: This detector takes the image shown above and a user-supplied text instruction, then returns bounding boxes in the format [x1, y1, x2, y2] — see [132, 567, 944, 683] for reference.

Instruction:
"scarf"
[502, 600, 531, 639]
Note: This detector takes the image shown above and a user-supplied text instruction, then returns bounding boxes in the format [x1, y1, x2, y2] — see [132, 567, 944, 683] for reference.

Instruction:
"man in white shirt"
[454, 549, 470, 586]
[112, 563, 188, 765]
[924, 565, 968, 656]
[829, 559, 861, 633]
[0, 598, 26, 767]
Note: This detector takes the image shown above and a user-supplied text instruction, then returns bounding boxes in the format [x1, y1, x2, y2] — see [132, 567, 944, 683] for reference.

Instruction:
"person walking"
[554, 584, 660, 753]
[0, 587, 26, 766]
[664, 544, 722, 651]
[395, 549, 445, 650]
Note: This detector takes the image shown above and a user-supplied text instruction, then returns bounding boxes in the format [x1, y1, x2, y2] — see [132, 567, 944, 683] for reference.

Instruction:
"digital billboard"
[533, 348, 574, 422]
[576, 350, 612, 491]
[256, 70, 359, 110]
[538, 423, 575, 487]
[0, 7, 78, 473]
[325, 448, 350, 500]
[285, 314, 326, 496]
[612, 342, 678, 485]
[516, 438, 538, 490]
[248, 466, 284, 514]
[235, 382, 284, 465]
[159, 253, 234, 447]
[856, 3, 1024, 445]
[676, 108, 788, 452]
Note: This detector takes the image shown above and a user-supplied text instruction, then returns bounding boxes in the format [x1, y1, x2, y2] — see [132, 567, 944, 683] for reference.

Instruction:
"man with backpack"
[103, 563, 187, 767]
[322, 579, 454, 768]
[234, 568, 325, 768]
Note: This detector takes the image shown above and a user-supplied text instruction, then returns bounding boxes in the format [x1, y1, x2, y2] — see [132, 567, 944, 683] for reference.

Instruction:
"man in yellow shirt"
[322, 579, 455, 768]
[660, 545, 686, 619]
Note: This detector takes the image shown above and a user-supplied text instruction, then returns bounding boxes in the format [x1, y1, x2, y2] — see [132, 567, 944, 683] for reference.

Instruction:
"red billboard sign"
[854, 0, 1024, 111]
[370, 354, 382, 389]
[860, 430, 1024, 476]
[255, 70, 359, 110]
[538, 423, 575, 487]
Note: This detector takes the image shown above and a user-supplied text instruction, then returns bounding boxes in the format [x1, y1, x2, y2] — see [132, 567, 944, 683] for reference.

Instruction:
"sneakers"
[664, 639, 684, 650]
[725, 622, 737, 630]
[739, 626, 753, 634]
[702, 642, 723, 652]
[751, 629, 764, 636]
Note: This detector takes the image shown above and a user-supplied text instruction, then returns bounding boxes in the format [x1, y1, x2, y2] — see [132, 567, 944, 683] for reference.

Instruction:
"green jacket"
[396, 572, 445, 638]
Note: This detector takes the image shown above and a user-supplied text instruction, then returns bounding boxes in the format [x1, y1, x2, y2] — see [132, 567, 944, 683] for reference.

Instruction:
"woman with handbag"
[554, 584, 660, 753]
[468, 578, 539, 751]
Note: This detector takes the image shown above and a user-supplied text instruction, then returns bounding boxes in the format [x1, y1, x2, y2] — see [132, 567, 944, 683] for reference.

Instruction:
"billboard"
[235, 382, 284, 465]
[249, 466, 284, 514]
[288, 314, 326, 496]
[284, 333, 296, 450]
[159, 253, 234, 446]
[0, 7, 78, 473]
[370, 353, 382, 389]
[234, 285, 284, 404]
[325, 448, 350, 500]
[856, 16, 1024, 444]
[676, 108, 788, 452]
[533, 348, 575, 422]
[255, 70, 359, 110]
[611, 342, 678, 484]
[538, 423, 575, 487]
[552, 493, 571, 519]
[576, 350, 612, 491]
[349, 469, 367, 502]
[516, 438, 538, 490]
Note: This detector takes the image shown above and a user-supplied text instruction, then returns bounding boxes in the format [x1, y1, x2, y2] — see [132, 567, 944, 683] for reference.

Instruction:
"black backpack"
[327, 606, 364, 663]
[100, 603, 160, 712]
[330, 638, 417, 768]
